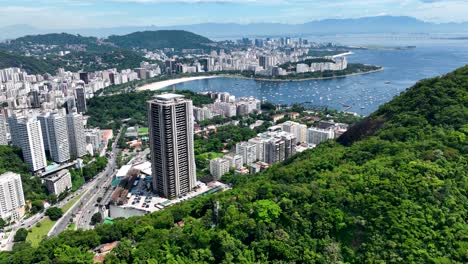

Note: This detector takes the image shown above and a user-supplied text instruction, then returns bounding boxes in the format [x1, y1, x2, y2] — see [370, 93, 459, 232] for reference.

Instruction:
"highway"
[48, 128, 122, 236]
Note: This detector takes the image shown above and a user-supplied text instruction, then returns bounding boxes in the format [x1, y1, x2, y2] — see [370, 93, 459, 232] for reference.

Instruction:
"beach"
[137, 76, 219, 91]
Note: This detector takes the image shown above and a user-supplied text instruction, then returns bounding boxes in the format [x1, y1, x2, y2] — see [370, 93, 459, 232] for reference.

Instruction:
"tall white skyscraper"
[8, 115, 47, 172]
[38, 112, 70, 163]
[0, 111, 8, 146]
[0, 172, 26, 221]
[148, 94, 196, 199]
[67, 112, 87, 158]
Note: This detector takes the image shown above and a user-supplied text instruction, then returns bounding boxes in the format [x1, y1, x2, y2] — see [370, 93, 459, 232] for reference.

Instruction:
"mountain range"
[1, 16, 468, 40]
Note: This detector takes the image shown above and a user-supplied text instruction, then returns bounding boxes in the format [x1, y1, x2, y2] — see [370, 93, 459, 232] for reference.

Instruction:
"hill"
[1, 66, 467, 262]
[0, 51, 56, 74]
[10, 33, 98, 46]
[105, 30, 214, 50]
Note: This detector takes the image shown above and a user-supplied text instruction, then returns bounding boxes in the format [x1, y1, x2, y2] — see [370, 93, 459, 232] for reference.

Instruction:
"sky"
[0, 0, 467, 29]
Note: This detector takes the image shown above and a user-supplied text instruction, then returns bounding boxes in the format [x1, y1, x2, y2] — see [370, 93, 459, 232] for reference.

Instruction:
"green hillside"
[0, 51, 56, 74]
[1, 66, 467, 263]
[10, 33, 98, 46]
[106, 30, 214, 50]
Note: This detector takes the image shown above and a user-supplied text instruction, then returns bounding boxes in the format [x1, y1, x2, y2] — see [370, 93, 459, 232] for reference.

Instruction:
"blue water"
[173, 36, 468, 115]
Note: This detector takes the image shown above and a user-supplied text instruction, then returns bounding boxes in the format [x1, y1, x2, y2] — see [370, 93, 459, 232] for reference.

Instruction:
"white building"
[307, 127, 335, 146]
[0, 111, 8, 145]
[44, 169, 72, 195]
[67, 112, 87, 158]
[282, 121, 307, 143]
[38, 112, 70, 163]
[224, 154, 243, 169]
[0, 172, 25, 221]
[8, 115, 47, 172]
[236, 142, 257, 165]
[209, 158, 230, 179]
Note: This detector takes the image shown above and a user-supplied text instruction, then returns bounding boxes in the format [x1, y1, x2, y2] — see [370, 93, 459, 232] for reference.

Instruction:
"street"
[48, 128, 122, 236]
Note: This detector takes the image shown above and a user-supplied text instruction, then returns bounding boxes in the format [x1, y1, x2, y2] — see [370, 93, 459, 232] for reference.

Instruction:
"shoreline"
[219, 67, 384, 82]
[136, 67, 384, 91]
[137, 76, 220, 91]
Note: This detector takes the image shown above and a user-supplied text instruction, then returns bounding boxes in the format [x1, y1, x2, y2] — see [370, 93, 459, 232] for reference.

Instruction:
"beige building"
[45, 169, 72, 195]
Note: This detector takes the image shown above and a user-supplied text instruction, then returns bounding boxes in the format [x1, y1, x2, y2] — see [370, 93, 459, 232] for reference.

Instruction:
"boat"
[384, 81, 391, 84]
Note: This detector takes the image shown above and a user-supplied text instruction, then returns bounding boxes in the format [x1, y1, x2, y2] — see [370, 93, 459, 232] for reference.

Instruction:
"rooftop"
[154, 93, 185, 101]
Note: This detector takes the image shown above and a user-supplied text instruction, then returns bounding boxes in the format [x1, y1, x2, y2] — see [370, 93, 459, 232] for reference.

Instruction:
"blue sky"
[0, 0, 467, 29]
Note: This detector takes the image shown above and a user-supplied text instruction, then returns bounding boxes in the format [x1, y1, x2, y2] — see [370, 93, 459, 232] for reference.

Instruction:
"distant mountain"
[105, 30, 214, 50]
[0, 51, 56, 74]
[2, 16, 467, 40]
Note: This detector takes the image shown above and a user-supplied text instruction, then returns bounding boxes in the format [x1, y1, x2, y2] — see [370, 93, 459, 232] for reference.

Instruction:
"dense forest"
[1, 66, 467, 263]
[0, 51, 57, 74]
[86, 90, 214, 129]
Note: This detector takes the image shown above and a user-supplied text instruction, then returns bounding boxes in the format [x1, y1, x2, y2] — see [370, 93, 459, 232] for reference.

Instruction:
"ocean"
[172, 34, 468, 115]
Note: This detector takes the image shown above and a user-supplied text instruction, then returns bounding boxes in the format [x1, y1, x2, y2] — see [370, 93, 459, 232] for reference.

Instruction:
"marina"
[173, 43, 468, 115]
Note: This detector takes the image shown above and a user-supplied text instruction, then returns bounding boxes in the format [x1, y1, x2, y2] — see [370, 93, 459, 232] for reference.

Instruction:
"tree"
[14, 228, 28, 242]
[45, 207, 63, 221]
[252, 200, 282, 223]
[91, 212, 103, 225]
[30, 200, 44, 214]
[0, 218, 6, 229]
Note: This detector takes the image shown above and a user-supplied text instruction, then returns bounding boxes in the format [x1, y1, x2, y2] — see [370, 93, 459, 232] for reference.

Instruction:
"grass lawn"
[25, 193, 84, 247]
[138, 127, 149, 135]
[26, 217, 55, 247]
[67, 223, 76, 231]
[61, 192, 84, 213]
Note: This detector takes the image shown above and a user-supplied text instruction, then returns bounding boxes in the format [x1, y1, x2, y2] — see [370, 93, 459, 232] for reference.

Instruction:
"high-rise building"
[65, 97, 76, 114]
[0, 110, 8, 146]
[8, 115, 47, 172]
[236, 142, 257, 165]
[30, 90, 40, 108]
[79, 72, 89, 84]
[67, 112, 87, 158]
[307, 127, 334, 146]
[209, 158, 230, 179]
[148, 94, 196, 199]
[224, 154, 243, 169]
[38, 112, 70, 163]
[0, 172, 25, 221]
[282, 121, 307, 143]
[75, 88, 87, 114]
[44, 169, 72, 195]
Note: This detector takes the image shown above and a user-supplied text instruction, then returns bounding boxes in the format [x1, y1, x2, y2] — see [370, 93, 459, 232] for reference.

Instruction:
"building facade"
[0, 111, 8, 146]
[148, 94, 196, 199]
[44, 169, 72, 195]
[0, 172, 25, 221]
[8, 115, 47, 171]
[236, 142, 257, 165]
[67, 112, 87, 158]
[38, 112, 70, 163]
[209, 158, 230, 179]
[307, 127, 335, 146]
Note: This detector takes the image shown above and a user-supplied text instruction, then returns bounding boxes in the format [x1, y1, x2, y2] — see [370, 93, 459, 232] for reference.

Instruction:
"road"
[75, 146, 150, 230]
[48, 128, 122, 236]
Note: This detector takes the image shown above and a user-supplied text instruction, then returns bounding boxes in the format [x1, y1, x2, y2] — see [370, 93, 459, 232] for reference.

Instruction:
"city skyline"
[0, 0, 467, 29]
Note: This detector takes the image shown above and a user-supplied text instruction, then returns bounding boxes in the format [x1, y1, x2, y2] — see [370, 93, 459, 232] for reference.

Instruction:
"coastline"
[219, 67, 384, 82]
[135, 67, 384, 91]
[136, 76, 220, 91]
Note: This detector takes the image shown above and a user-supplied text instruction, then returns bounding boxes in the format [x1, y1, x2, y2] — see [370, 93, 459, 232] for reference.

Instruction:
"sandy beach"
[137, 76, 219, 91]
